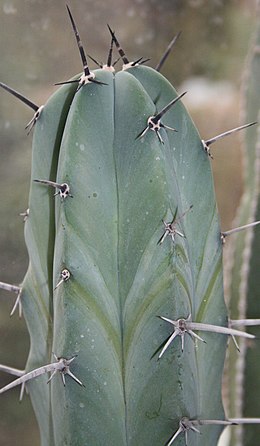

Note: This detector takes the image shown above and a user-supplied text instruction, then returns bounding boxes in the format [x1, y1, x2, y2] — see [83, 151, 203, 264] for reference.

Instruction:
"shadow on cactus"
[0, 5, 259, 446]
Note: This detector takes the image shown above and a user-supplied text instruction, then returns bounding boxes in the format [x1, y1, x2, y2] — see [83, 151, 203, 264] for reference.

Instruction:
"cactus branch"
[155, 31, 182, 72]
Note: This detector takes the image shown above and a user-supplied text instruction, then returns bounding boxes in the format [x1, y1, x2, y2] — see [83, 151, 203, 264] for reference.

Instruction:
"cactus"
[0, 6, 259, 446]
[224, 6, 260, 446]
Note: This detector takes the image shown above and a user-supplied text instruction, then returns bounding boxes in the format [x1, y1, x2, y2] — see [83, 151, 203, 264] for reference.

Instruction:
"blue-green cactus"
[0, 6, 259, 446]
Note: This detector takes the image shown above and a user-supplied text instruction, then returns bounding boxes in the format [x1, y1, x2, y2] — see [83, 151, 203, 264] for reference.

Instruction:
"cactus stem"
[0, 354, 83, 395]
[54, 269, 71, 290]
[33, 179, 73, 200]
[19, 208, 29, 222]
[221, 220, 260, 243]
[155, 31, 182, 72]
[136, 92, 187, 143]
[158, 315, 255, 358]
[157, 205, 192, 245]
[202, 121, 257, 157]
[0, 281, 22, 317]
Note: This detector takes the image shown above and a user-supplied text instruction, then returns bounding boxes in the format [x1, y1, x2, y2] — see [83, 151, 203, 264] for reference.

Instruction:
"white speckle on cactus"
[79, 402, 85, 408]
[80, 144, 85, 151]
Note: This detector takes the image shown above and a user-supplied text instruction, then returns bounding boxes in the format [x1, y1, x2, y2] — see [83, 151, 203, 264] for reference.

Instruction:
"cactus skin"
[1, 11, 230, 446]
[225, 10, 260, 446]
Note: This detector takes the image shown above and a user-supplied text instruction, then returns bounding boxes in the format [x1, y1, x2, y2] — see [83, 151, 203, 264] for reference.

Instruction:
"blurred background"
[0, 0, 258, 444]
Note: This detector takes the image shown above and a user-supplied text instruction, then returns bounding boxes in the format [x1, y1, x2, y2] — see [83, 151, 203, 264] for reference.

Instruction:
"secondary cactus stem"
[0, 281, 22, 317]
[157, 205, 192, 245]
[202, 121, 257, 158]
[54, 269, 71, 290]
[221, 220, 260, 243]
[0, 82, 43, 134]
[155, 31, 182, 72]
[0, 354, 83, 395]
[136, 92, 187, 144]
[158, 315, 255, 357]
[33, 179, 72, 200]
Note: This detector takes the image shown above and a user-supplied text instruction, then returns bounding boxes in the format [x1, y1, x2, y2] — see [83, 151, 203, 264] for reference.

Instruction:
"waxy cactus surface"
[1, 6, 259, 446]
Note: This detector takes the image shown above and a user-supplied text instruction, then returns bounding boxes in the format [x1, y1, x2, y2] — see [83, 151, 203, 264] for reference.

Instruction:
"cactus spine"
[0, 6, 259, 446]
